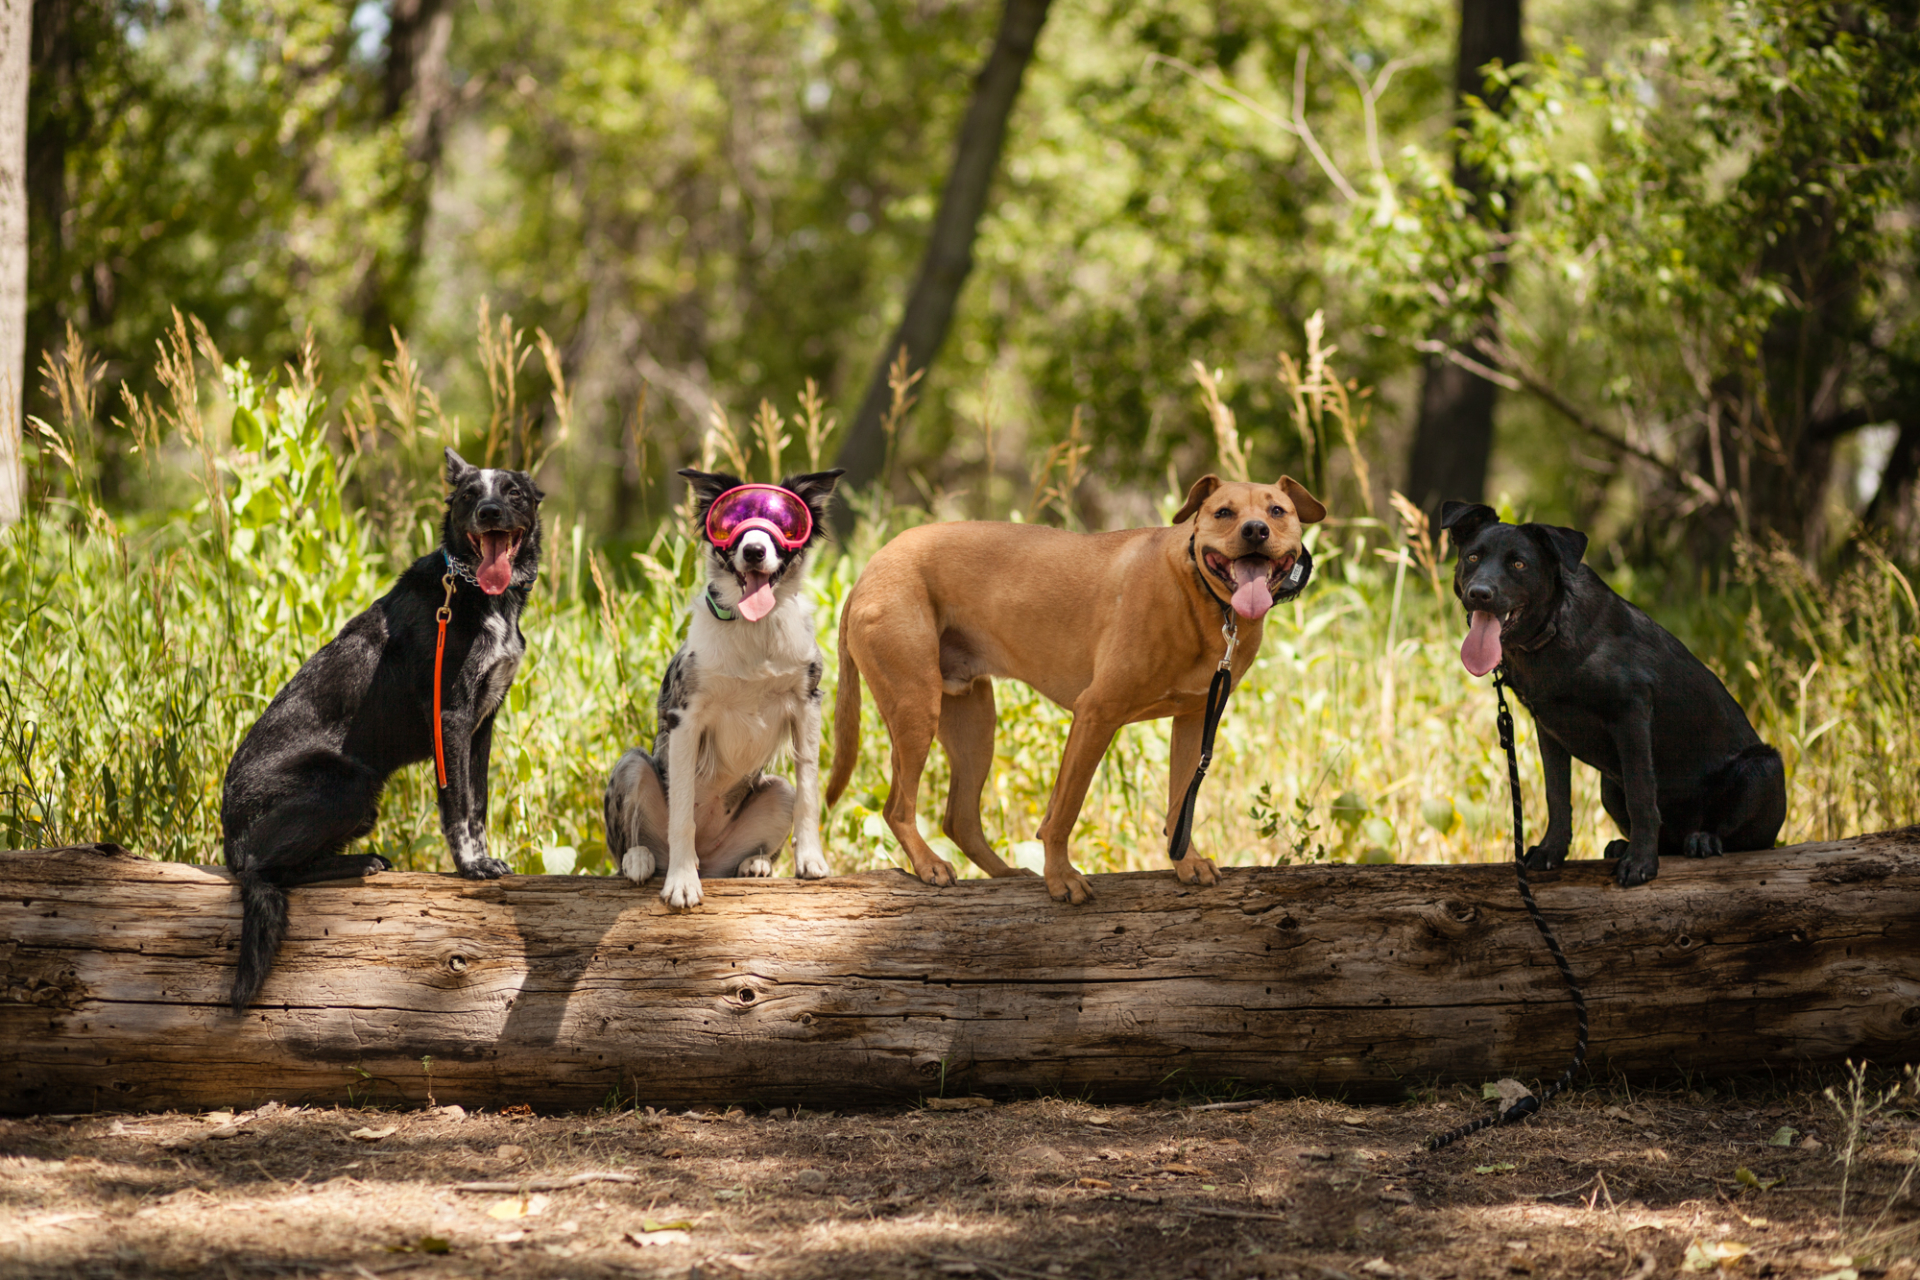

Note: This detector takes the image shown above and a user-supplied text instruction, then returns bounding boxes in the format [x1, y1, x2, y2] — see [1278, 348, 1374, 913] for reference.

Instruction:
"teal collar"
[703, 587, 737, 622]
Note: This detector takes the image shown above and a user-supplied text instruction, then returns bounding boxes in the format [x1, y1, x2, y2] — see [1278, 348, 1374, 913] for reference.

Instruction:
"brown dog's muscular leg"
[1164, 711, 1221, 887]
[848, 609, 958, 887]
[1035, 702, 1124, 904]
[937, 680, 1029, 878]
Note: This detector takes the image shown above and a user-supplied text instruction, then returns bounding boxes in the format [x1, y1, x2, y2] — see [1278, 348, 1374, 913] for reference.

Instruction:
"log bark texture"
[4, 832, 1919, 1115]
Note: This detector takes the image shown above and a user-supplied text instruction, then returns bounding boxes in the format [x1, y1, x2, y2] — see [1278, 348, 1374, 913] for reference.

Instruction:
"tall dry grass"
[4, 318, 1913, 877]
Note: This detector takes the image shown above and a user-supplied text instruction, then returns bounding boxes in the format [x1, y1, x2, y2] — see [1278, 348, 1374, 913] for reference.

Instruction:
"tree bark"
[830, 0, 1052, 517]
[0, 0, 30, 524]
[4, 832, 1918, 1115]
[1402, 0, 1522, 518]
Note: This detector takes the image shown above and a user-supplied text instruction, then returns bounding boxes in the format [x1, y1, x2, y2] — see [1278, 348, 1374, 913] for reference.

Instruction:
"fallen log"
[3, 832, 1918, 1115]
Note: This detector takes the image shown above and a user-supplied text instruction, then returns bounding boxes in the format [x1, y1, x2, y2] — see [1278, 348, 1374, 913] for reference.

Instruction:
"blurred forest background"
[20, 0, 1920, 554]
[3, 0, 1917, 873]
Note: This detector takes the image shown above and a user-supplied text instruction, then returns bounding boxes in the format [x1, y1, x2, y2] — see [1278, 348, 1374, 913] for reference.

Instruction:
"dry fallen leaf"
[349, 1126, 398, 1142]
[486, 1194, 549, 1221]
[1076, 1177, 1112, 1189]
[1682, 1239, 1751, 1271]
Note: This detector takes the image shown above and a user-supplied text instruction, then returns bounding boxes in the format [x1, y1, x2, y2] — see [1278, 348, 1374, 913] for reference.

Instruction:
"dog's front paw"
[660, 868, 704, 909]
[368, 854, 393, 874]
[1522, 843, 1569, 871]
[1172, 854, 1219, 887]
[1683, 831, 1724, 859]
[793, 846, 830, 880]
[1046, 867, 1095, 905]
[458, 856, 510, 880]
[621, 847, 657, 883]
[1615, 851, 1659, 888]
[739, 852, 776, 878]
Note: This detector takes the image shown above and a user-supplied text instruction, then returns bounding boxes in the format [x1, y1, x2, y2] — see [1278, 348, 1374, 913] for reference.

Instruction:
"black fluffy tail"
[231, 871, 290, 1014]
[223, 761, 382, 1013]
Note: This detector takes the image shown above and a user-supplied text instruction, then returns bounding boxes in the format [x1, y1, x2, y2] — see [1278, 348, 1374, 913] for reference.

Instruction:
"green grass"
[4, 329, 1915, 876]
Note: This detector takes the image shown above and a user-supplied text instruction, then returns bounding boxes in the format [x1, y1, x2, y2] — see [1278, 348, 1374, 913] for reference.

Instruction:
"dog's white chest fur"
[474, 613, 523, 725]
[680, 597, 817, 787]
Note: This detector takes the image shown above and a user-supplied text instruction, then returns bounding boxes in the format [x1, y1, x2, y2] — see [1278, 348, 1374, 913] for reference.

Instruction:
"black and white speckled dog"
[604, 467, 844, 908]
[220, 449, 542, 1011]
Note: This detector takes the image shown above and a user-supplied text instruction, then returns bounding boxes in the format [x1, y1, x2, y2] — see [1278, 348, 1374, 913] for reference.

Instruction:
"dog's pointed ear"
[1172, 474, 1223, 525]
[780, 468, 846, 508]
[1277, 476, 1326, 525]
[677, 467, 742, 513]
[1439, 501, 1498, 554]
[1526, 523, 1588, 574]
[781, 468, 847, 542]
[445, 447, 477, 488]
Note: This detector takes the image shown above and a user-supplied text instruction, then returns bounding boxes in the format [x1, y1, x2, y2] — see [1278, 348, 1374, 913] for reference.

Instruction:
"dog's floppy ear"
[1277, 476, 1326, 525]
[1172, 474, 1223, 525]
[1525, 523, 1588, 574]
[1439, 501, 1498, 553]
[445, 447, 478, 489]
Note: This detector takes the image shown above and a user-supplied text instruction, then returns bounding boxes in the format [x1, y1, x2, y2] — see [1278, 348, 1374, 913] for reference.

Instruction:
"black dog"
[1441, 502, 1785, 887]
[220, 449, 543, 1011]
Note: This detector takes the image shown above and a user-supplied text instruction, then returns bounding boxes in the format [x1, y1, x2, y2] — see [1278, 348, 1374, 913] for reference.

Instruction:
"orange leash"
[433, 565, 456, 788]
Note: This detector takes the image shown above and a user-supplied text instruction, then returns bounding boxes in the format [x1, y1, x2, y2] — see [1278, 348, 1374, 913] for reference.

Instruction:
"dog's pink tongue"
[1462, 610, 1503, 677]
[1229, 557, 1274, 620]
[477, 532, 515, 595]
[738, 577, 776, 622]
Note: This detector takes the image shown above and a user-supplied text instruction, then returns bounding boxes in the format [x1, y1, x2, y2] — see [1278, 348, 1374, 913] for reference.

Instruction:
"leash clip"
[1217, 613, 1239, 674]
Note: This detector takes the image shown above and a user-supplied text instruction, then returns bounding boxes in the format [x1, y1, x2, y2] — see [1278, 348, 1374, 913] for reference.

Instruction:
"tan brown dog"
[826, 475, 1325, 903]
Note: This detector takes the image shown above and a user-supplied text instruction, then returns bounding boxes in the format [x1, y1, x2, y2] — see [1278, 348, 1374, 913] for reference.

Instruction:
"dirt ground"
[3, 1077, 1917, 1280]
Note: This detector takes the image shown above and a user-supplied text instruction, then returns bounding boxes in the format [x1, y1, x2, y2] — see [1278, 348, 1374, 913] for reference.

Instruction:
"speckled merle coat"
[603, 468, 843, 909]
[219, 449, 542, 1012]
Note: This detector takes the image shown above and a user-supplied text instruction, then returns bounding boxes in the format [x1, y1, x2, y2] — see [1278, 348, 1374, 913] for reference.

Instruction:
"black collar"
[1186, 533, 1236, 627]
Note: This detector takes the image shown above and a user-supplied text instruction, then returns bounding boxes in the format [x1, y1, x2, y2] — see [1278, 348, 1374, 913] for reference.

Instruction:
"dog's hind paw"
[1602, 838, 1630, 862]
[621, 848, 657, 883]
[739, 852, 775, 878]
[794, 848, 830, 880]
[1683, 832, 1724, 859]
[458, 856, 510, 880]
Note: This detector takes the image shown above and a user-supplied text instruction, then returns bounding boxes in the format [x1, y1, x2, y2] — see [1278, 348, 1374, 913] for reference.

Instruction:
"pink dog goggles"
[704, 484, 814, 550]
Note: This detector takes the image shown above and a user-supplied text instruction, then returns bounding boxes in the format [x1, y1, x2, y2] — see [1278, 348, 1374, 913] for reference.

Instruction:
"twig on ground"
[1182, 1205, 1292, 1223]
[1185, 1100, 1263, 1113]
[449, 1171, 641, 1193]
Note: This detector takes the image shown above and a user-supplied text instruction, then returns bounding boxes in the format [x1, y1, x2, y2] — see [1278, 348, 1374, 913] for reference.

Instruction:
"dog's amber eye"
[1514, 560, 1527, 570]
[1467, 554, 1480, 564]
[1269, 504, 1283, 516]
[1214, 507, 1233, 519]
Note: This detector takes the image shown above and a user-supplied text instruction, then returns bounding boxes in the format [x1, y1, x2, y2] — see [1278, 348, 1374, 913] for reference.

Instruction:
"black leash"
[1426, 667, 1591, 1151]
[1168, 610, 1238, 863]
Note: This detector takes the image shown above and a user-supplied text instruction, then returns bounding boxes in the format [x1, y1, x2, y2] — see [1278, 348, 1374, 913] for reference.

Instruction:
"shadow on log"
[3, 832, 1919, 1114]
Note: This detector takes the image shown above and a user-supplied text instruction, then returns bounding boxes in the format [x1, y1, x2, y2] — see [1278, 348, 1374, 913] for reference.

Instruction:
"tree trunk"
[358, 0, 454, 346]
[1402, 0, 1522, 518]
[0, 0, 30, 524]
[830, 0, 1052, 517]
[4, 832, 1918, 1115]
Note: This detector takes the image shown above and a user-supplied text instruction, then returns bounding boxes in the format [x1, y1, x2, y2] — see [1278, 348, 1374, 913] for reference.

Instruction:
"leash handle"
[1168, 615, 1238, 863]
[1426, 667, 1591, 1152]
[433, 570, 455, 789]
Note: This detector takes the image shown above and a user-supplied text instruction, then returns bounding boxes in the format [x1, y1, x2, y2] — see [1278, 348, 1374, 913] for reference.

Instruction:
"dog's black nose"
[1465, 582, 1495, 607]
[476, 500, 505, 525]
[1241, 519, 1269, 545]
[741, 541, 766, 565]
